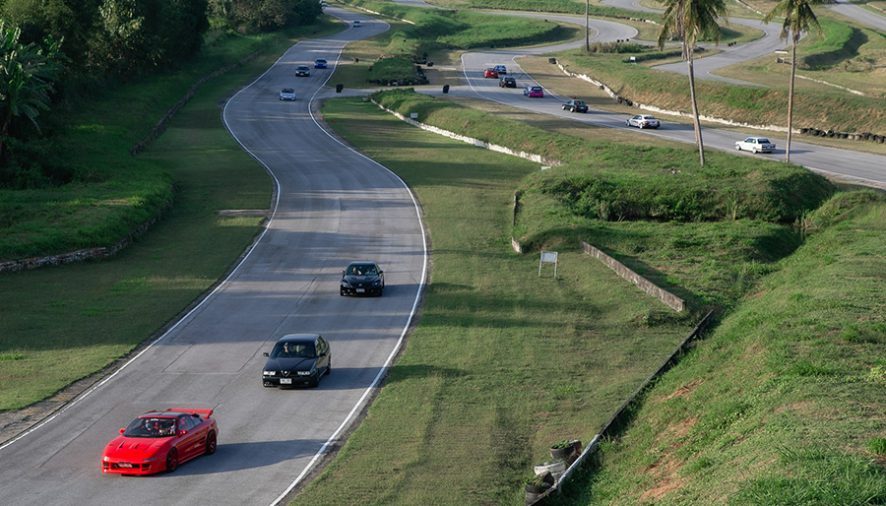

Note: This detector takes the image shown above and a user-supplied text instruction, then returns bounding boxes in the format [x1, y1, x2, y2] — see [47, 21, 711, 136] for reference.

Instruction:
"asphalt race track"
[0, 8, 427, 506]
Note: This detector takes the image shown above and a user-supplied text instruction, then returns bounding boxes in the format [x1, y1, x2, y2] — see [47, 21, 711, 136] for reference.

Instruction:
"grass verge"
[0, 21, 344, 411]
[551, 190, 886, 505]
[293, 94, 696, 505]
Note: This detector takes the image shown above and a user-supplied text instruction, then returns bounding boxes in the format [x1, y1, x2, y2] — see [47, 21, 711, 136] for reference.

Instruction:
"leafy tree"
[658, 0, 726, 167]
[226, 0, 321, 32]
[764, 0, 823, 163]
[0, 20, 64, 161]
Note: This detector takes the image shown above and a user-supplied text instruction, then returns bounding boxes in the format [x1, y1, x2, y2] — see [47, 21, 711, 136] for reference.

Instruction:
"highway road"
[456, 46, 886, 187]
[0, 8, 427, 506]
[829, 0, 886, 33]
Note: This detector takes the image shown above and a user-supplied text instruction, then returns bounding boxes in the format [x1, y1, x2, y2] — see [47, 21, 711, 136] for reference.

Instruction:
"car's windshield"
[347, 264, 377, 276]
[124, 417, 176, 438]
[282, 89, 294, 93]
[271, 342, 316, 359]
[532, 87, 542, 91]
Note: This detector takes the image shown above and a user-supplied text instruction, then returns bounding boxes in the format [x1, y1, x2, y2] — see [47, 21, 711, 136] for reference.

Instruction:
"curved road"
[0, 8, 427, 506]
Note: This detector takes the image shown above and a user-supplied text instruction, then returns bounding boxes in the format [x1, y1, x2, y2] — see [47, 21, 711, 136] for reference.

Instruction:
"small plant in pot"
[550, 439, 581, 462]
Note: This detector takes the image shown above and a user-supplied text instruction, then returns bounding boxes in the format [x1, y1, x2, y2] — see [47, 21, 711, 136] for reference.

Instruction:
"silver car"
[279, 88, 296, 101]
[626, 114, 660, 129]
[735, 137, 775, 153]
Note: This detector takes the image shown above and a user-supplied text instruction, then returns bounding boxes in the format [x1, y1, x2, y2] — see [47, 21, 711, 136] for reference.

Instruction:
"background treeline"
[0, 0, 321, 188]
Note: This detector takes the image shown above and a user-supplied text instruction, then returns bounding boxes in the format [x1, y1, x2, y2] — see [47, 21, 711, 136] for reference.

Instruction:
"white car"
[735, 136, 775, 154]
[279, 88, 296, 101]
[353, 20, 361, 27]
[626, 115, 660, 129]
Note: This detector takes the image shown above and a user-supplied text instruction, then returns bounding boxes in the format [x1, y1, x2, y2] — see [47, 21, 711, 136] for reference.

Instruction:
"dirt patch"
[664, 379, 703, 401]
[640, 416, 698, 501]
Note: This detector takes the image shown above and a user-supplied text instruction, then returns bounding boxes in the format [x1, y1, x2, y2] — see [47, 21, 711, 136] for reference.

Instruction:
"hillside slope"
[556, 191, 886, 505]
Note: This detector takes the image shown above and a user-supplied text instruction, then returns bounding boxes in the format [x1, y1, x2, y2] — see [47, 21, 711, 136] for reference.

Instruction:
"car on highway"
[562, 99, 588, 113]
[314, 58, 328, 69]
[493, 64, 508, 75]
[626, 114, 660, 129]
[262, 334, 331, 388]
[295, 65, 311, 77]
[523, 85, 544, 98]
[279, 88, 297, 101]
[353, 20, 361, 27]
[483, 68, 499, 79]
[735, 136, 775, 153]
[499, 76, 517, 88]
[101, 408, 218, 475]
[340, 261, 385, 296]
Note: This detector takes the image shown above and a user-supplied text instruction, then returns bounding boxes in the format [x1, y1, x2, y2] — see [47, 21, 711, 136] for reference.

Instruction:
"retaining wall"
[532, 310, 717, 505]
[581, 241, 684, 312]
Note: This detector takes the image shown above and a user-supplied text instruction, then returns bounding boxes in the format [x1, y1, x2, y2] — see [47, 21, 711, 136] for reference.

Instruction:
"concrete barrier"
[581, 241, 684, 312]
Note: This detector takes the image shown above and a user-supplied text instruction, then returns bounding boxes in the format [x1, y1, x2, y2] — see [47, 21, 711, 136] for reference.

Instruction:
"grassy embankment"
[287, 90, 833, 504]
[0, 21, 343, 411]
[371, 89, 831, 309]
[333, 0, 578, 87]
[552, 190, 886, 505]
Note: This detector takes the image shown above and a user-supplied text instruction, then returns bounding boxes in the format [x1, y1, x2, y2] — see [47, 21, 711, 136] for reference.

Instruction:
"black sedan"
[499, 76, 517, 88]
[562, 99, 588, 113]
[295, 65, 311, 77]
[340, 261, 385, 296]
[262, 334, 331, 388]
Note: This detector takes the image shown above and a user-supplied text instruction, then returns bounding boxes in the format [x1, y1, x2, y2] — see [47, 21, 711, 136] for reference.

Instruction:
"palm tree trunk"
[585, 0, 590, 52]
[786, 39, 797, 163]
[686, 53, 705, 166]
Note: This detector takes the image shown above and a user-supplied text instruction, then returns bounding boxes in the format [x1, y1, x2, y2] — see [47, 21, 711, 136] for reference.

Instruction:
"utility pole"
[585, 0, 590, 52]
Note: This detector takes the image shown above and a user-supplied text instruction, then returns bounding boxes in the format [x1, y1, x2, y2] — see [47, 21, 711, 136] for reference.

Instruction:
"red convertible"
[102, 408, 218, 475]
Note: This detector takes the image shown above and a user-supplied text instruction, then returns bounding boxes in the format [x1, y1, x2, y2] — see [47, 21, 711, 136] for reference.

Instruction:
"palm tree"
[764, 0, 823, 163]
[658, 0, 727, 167]
[0, 21, 64, 162]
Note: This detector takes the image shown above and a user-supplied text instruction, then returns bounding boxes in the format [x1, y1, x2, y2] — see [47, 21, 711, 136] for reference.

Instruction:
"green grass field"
[0, 21, 346, 411]
[551, 191, 886, 505]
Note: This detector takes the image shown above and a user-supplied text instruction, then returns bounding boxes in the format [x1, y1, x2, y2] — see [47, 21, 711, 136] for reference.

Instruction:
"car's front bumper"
[341, 285, 382, 295]
[263, 373, 318, 387]
[102, 458, 161, 475]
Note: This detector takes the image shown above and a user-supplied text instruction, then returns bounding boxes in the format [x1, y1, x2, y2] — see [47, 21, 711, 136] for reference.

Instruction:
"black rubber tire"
[206, 432, 217, 455]
[326, 360, 332, 376]
[166, 449, 178, 473]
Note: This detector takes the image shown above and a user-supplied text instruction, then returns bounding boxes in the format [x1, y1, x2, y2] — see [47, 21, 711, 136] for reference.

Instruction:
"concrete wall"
[580, 241, 684, 312]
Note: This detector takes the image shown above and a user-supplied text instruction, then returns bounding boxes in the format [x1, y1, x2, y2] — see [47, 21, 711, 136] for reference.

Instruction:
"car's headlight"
[372, 280, 381, 286]
[103, 456, 110, 462]
[341, 281, 351, 288]
[143, 457, 157, 463]
[297, 371, 311, 376]
[263, 370, 276, 376]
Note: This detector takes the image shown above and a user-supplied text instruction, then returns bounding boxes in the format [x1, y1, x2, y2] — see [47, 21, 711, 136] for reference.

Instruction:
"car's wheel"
[165, 449, 179, 473]
[205, 432, 217, 455]
[310, 376, 320, 388]
[736, 145, 741, 151]
[326, 360, 332, 376]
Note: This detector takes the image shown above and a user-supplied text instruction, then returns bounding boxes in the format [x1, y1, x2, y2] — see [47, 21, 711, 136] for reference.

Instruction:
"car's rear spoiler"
[169, 408, 214, 419]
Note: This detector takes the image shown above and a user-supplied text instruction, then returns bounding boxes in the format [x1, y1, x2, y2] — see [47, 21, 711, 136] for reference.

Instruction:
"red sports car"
[483, 68, 499, 78]
[102, 408, 218, 475]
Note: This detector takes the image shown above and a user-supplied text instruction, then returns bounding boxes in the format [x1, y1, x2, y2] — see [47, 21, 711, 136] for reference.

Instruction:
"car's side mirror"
[178, 429, 188, 436]
[119, 428, 125, 434]
[263, 352, 269, 357]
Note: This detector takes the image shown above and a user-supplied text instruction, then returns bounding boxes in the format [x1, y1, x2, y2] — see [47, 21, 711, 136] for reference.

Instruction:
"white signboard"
[539, 251, 559, 278]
